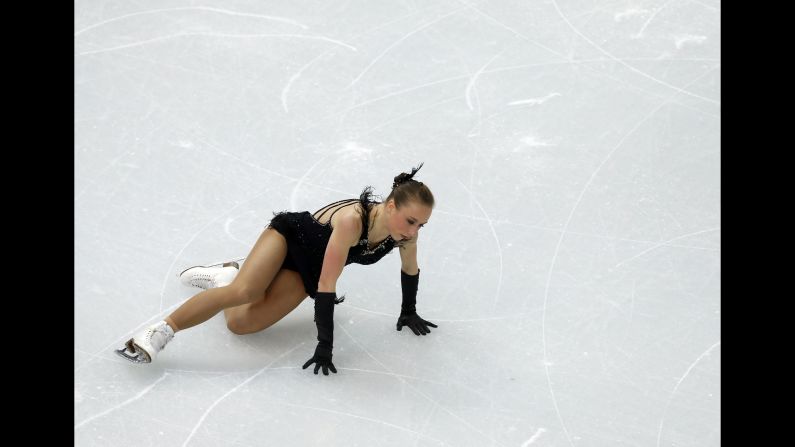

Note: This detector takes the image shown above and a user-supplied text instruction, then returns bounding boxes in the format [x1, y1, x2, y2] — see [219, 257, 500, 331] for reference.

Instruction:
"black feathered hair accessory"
[392, 162, 424, 189]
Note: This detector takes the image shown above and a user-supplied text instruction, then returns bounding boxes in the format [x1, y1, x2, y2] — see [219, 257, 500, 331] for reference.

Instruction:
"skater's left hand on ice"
[396, 312, 437, 336]
[396, 270, 435, 336]
[302, 345, 337, 375]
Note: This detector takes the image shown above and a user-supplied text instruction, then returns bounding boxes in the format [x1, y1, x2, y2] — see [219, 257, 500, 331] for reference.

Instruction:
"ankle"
[165, 317, 180, 333]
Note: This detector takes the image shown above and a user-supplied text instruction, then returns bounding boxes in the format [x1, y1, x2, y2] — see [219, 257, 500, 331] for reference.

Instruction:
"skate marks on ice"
[76, 0, 720, 445]
[521, 428, 547, 446]
[75, 372, 170, 430]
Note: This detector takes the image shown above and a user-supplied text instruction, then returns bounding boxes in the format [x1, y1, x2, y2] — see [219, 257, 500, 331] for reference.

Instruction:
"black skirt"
[267, 210, 332, 298]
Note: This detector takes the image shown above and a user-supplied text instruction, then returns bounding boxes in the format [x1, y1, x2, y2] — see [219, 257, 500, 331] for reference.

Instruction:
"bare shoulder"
[330, 207, 363, 246]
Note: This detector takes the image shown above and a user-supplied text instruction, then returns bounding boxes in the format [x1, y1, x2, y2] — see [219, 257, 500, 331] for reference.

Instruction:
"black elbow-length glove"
[303, 292, 338, 375]
[396, 269, 438, 336]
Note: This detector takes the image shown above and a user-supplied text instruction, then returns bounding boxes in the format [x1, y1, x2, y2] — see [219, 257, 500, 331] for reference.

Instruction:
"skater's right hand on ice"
[304, 292, 338, 376]
[302, 344, 337, 376]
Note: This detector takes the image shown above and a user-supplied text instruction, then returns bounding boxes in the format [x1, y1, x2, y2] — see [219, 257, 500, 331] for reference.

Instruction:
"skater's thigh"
[232, 228, 289, 296]
[231, 268, 308, 333]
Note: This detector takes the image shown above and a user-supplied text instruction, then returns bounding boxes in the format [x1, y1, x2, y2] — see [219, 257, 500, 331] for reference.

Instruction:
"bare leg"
[224, 268, 309, 334]
[166, 228, 288, 332]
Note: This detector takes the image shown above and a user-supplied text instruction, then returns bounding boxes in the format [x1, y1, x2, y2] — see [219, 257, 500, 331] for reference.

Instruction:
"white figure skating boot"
[178, 261, 239, 290]
[115, 320, 175, 364]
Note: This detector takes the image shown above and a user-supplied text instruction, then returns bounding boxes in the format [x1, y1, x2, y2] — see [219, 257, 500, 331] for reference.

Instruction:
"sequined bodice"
[347, 232, 394, 265]
[267, 187, 396, 297]
[310, 198, 395, 266]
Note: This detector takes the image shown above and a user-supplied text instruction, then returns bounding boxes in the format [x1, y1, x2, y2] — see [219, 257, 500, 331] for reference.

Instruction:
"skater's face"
[386, 199, 432, 242]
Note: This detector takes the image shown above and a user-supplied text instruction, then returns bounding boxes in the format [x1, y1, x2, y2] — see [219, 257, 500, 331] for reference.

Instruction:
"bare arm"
[399, 236, 419, 275]
[317, 213, 360, 293]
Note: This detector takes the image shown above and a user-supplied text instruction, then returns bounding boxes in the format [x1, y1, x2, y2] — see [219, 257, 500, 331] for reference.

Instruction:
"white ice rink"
[75, 1, 720, 445]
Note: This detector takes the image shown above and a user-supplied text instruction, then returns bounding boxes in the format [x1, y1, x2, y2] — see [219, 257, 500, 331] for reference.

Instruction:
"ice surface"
[75, 1, 720, 445]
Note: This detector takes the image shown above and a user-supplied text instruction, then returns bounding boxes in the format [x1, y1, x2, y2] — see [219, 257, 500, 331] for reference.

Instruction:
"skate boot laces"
[179, 262, 240, 289]
[145, 324, 174, 353]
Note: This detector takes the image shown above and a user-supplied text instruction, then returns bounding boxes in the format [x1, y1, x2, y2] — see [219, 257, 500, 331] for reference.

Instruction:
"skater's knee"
[226, 318, 256, 335]
[224, 284, 264, 306]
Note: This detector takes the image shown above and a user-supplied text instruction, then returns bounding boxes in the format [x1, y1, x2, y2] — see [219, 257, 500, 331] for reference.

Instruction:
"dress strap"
[326, 200, 358, 221]
[312, 199, 357, 222]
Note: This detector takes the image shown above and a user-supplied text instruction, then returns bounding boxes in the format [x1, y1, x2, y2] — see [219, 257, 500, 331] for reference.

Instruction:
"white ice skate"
[115, 320, 175, 364]
[178, 261, 239, 290]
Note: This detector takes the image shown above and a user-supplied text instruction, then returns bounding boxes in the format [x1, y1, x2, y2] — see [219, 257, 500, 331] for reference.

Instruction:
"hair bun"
[392, 162, 424, 189]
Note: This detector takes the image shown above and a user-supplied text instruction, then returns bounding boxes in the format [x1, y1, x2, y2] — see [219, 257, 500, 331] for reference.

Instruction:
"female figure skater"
[116, 163, 436, 376]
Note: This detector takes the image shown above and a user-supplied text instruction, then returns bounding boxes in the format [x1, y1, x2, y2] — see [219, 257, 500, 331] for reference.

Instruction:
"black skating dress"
[267, 187, 397, 299]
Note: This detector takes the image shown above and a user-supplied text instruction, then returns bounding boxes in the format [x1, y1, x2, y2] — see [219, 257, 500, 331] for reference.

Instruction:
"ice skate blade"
[177, 261, 240, 277]
[114, 340, 152, 364]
